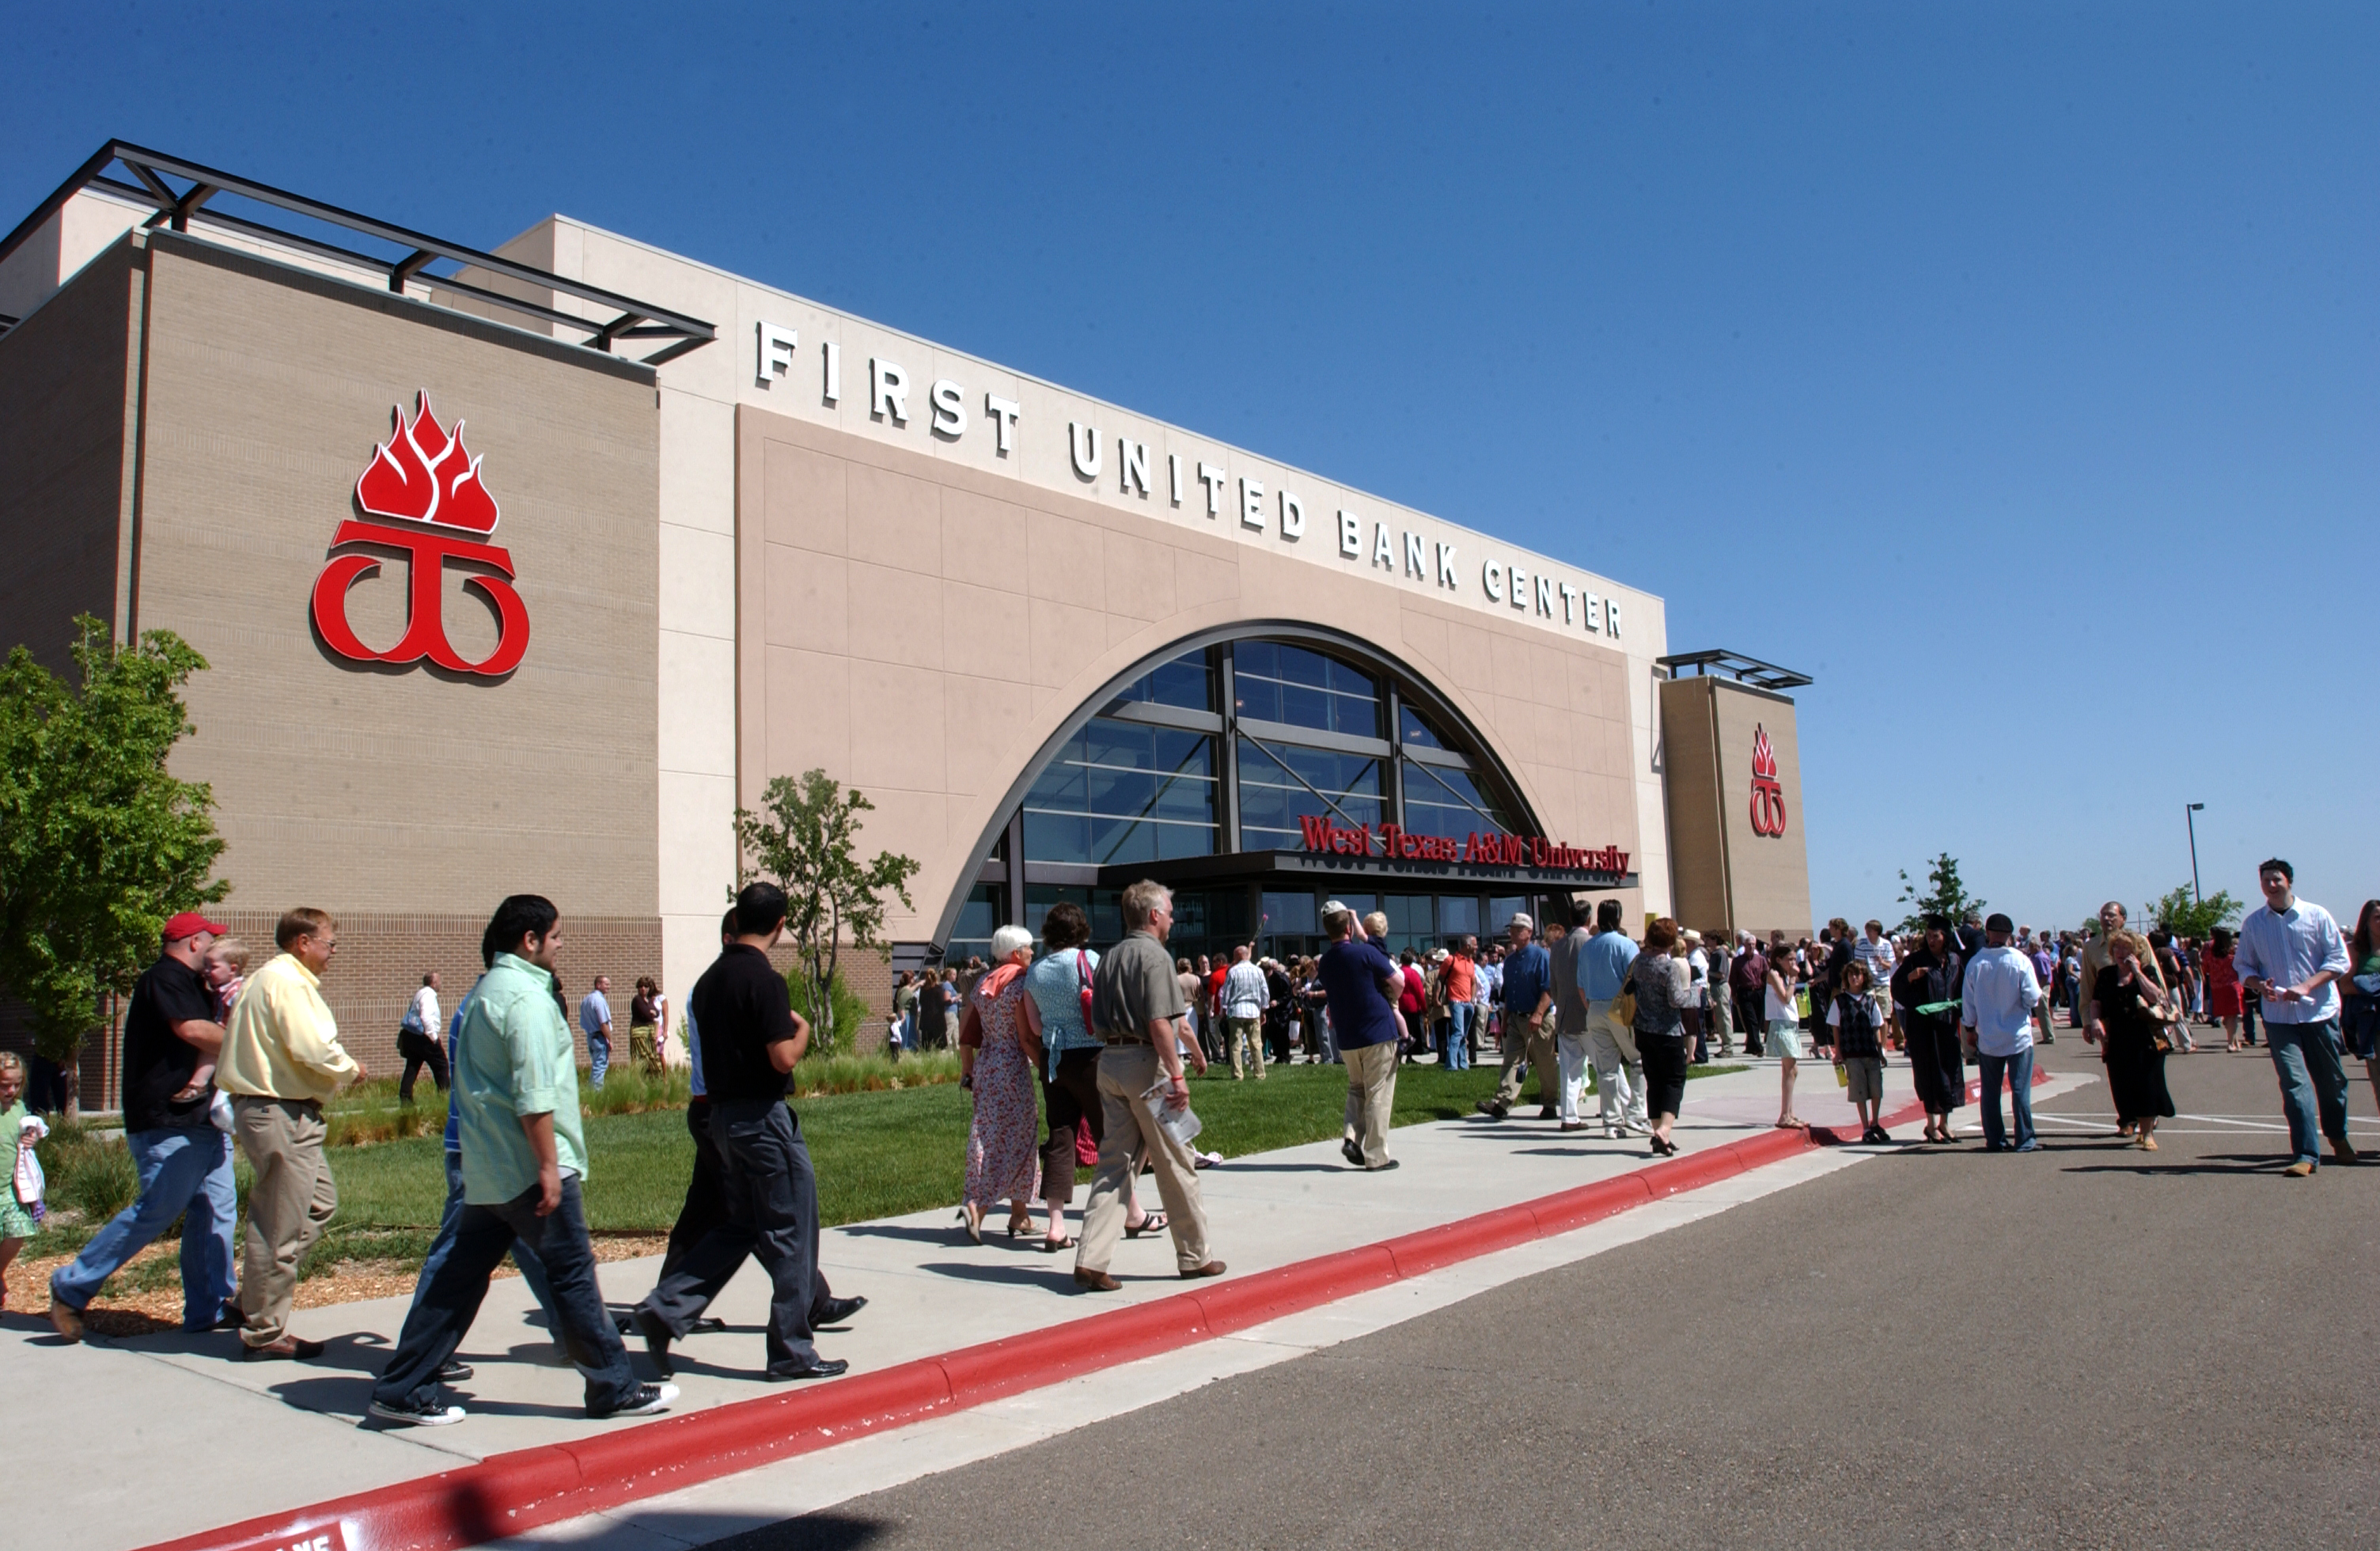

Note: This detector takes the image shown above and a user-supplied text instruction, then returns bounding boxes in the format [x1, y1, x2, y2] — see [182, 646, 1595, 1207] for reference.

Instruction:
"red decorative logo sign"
[309, 391, 529, 677]
[1298, 815, 1631, 876]
[1749, 723, 1787, 837]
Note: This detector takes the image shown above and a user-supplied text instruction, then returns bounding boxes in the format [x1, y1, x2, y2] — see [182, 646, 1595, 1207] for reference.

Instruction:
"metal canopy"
[1655, 648, 1813, 691]
[0, 141, 716, 365]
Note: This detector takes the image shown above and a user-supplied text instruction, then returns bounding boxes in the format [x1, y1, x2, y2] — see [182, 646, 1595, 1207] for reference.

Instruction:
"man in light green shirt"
[368, 894, 673, 1428]
[453, 948, 587, 1206]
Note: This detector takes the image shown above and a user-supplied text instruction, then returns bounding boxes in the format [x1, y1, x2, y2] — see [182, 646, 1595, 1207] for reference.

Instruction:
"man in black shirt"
[635, 883, 862, 1381]
[49, 912, 241, 1341]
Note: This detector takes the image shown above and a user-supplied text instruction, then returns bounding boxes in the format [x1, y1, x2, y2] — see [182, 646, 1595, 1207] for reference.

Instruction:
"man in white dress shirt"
[1961, 913, 2043, 1152]
[2234, 859, 2354, 1177]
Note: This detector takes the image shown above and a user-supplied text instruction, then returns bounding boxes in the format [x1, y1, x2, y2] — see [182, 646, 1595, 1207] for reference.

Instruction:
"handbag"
[1076, 950, 1097, 1031]
[1609, 988, 1637, 1029]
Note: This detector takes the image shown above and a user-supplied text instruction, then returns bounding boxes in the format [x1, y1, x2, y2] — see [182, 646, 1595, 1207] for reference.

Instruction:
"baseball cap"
[1984, 912, 2015, 935]
[162, 911, 226, 942]
[1322, 899, 1349, 916]
[1508, 911, 1533, 930]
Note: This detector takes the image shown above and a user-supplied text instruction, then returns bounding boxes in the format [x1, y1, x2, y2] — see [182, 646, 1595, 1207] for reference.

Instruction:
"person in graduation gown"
[1891, 917, 1968, 1144]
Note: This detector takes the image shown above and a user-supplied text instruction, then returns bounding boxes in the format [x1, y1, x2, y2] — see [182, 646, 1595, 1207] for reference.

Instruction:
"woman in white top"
[1764, 950, 1805, 1128]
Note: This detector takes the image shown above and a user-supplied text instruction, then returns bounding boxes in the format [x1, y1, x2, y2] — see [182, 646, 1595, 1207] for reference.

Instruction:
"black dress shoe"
[634, 1308, 675, 1378]
[811, 1295, 867, 1328]
[767, 1357, 850, 1381]
[1341, 1139, 1365, 1167]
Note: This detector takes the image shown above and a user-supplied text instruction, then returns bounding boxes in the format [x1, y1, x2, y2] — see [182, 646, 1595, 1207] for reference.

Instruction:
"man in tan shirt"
[218, 908, 362, 1357]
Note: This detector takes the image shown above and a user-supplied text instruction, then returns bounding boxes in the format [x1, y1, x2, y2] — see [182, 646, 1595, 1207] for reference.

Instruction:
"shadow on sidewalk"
[912, 1260, 1078, 1291]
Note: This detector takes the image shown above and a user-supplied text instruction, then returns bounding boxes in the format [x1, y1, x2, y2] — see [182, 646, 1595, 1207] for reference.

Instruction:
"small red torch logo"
[1749, 723, 1787, 838]
[310, 392, 529, 677]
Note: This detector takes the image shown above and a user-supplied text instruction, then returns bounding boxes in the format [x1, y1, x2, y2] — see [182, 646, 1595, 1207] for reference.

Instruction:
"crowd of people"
[20, 859, 2368, 1428]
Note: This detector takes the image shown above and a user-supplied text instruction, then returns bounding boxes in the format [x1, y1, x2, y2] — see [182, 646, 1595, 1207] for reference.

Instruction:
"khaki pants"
[231, 1096, 336, 1348]
[1495, 1017, 1557, 1109]
[1341, 1040, 1399, 1166]
[1078, 1045, 1212, 1275]
[1227, 1015, 1267, 1079]
[1707, 990, 1734, 1056]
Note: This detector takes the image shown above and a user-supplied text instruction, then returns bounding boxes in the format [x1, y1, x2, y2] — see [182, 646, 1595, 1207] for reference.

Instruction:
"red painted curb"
[135, 1064, 2060, 1551]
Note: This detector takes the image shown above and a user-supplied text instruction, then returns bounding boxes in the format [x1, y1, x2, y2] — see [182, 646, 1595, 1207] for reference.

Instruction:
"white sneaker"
[607, 1382, 680, 1418]
[368, 1396, 467, 1427]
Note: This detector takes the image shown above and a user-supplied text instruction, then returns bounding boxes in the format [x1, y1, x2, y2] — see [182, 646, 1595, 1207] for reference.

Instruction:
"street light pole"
[2186, 802, 2205, 904]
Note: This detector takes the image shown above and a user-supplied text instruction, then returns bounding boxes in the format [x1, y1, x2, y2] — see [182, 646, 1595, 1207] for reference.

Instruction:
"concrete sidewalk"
[6, 1056, 1987, 1551]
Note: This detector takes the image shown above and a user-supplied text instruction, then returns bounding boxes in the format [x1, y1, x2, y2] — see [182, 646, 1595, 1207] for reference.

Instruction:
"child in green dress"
[0, 1051, 46, 1311]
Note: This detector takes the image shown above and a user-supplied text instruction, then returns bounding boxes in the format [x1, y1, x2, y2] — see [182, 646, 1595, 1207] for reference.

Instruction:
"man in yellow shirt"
[218, 908, 363, 1358]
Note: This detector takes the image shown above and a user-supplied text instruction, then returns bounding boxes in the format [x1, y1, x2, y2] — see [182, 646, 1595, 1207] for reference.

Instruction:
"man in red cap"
[49, 911, 241, 1341]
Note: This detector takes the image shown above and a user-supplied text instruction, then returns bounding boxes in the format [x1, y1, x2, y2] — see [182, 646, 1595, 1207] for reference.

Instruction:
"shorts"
[1768, 1019, 1806, 1060]
[1844, 1056, 1884, 1105]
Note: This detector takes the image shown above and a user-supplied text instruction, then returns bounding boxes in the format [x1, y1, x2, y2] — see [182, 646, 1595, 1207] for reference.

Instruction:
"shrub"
[39, 1124, 138, 1223]
[787, 970, 874, 1055]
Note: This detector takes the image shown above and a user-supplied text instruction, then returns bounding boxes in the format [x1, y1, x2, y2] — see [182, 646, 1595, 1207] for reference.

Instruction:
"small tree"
[735, 768, 918, 1056]
[2151, 885, 2244, 941]
[0, 616, 228, 1113]
[1894, 852, 1985, 936]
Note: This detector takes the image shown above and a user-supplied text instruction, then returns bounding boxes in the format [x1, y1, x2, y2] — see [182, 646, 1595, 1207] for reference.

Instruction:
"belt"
[1097, 1032, 1148, 1047]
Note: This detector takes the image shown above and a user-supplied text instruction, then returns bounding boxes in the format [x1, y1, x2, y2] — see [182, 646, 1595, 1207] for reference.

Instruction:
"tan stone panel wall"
[131, 234, 661, 923]
[0, 239, 135, 674]
[737, 404, 1650, 950]
[1659, 677, 1730, 934]
[1707, 681, 1812, 941]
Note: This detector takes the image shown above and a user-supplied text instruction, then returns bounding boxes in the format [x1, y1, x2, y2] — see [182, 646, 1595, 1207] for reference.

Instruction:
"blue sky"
[5, 3, 2372, 931]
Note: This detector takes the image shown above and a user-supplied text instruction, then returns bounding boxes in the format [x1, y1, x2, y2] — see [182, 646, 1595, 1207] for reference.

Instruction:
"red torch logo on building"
[309, 391, 529, 677]
[1749, 723, 1787, 838]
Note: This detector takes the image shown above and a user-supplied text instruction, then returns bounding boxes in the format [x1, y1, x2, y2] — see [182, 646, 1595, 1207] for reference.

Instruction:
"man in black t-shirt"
[49, 912, 242, 1341]
[635, 883, 863, 1382]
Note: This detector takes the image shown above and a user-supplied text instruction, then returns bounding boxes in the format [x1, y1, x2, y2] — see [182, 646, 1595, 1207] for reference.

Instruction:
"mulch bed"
[5, 1233, 670, 1337]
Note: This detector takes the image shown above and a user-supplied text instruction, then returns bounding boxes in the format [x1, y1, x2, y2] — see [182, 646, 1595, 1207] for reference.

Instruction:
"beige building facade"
[0, 145, 1810, 1095]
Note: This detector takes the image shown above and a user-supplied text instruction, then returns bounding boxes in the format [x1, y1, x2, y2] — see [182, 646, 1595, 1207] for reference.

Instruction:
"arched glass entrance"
[936, 625, 1621, 964]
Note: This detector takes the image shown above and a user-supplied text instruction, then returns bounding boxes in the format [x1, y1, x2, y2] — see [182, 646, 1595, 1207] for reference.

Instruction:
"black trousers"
[1734, 990, 1765, 1056]
[1040, 1047, 1101, 1207]
[1638, 1030, 1690, 1119]
[639, 1099, 834, 1374]
[658, 1100, 729, 1284]
[396, 1030, 450, 1102]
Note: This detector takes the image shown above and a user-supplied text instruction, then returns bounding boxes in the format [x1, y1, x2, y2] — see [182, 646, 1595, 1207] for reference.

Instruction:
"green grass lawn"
[33, 1058, 1743, 1287]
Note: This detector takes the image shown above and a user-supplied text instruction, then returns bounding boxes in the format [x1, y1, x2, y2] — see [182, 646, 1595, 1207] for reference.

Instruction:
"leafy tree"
[2151, 885, 2245, 941]
[735, 768, 918, 1056]
[1894, 852, 1985, 936]
[0, 616, 228, 1112]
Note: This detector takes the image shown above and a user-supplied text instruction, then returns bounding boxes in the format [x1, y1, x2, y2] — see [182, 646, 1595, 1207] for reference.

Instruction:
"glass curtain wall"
[983, 634, 1538, 960]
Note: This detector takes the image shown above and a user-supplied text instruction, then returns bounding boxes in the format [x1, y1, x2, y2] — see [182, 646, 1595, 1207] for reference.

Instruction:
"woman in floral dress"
[958, 926, 1045, 1242]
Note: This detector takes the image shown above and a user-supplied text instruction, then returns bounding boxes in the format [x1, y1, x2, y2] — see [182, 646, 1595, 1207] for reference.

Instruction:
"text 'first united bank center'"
[0, 142, 1810, 1097]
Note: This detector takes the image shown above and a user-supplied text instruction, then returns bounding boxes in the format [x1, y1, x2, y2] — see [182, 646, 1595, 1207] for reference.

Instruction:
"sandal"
[1006, 1216, 1034, 1238]
[1773, 1118, 1805, 1130]
[1124, 1212, 1169, 1238]
[1040, 1234, 1076, 1253]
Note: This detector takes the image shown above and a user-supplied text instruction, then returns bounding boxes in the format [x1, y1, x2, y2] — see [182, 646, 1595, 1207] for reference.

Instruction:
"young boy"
[1824, 961, 1891, 1144]
[169, 936, 252, 1104]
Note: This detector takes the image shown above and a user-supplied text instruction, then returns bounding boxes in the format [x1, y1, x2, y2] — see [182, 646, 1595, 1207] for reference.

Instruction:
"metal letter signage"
[310, 391, 530, 678]
[1749, 723, 1788, 837]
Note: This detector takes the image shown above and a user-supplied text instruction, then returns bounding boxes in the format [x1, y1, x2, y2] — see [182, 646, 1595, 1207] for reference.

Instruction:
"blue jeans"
[373, 1175, 640, 1414]
[2265, 1019, 2348, 1166]
[51, 1125, 238, 1326]
[411, 1150, 558, 1324]
[587, 1033, 610, 1089]
[1444, 1003, 1473, 1071]
[1978, 1048, 2036, 1150]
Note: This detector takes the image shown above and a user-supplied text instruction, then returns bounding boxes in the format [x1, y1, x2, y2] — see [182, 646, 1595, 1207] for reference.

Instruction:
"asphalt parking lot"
[722, 1036, 2380, 1551]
